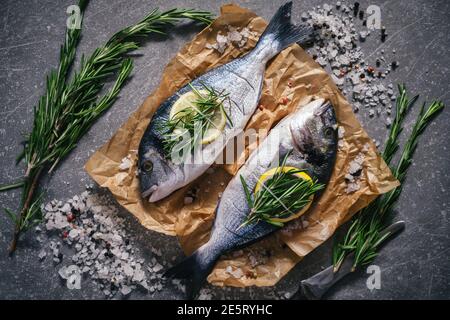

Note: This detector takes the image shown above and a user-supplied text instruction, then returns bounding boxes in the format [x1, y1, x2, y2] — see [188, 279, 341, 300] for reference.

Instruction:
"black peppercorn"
[354, 2, 360, 16]
[381, 26, 387, 42]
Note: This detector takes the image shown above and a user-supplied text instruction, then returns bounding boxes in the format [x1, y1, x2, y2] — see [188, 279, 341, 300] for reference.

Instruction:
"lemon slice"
[255, 166, 314, 223]
[170, 90, 226, 145]
[201, 106, 227, 144]
[170, 90, 203, 119]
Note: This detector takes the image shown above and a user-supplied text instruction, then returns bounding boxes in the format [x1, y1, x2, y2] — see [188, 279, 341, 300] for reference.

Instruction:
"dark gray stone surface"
[0, 0, 448, 300]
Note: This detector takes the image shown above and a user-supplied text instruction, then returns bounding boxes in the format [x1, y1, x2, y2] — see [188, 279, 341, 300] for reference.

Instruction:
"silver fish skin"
[164, 99, 338, 297]
[138, 2, 312, 202]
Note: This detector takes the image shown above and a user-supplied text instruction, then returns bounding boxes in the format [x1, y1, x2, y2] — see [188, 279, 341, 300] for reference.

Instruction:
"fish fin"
[164, 249, 218, 299]
[256, 2, 313, 54]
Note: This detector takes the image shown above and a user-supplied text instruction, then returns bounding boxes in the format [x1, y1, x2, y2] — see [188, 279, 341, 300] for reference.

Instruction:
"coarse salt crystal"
[184, 196, 193, 205]
[119, 155, 133, 171]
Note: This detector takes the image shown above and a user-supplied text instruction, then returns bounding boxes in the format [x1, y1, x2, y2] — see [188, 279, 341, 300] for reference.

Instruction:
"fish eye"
[324, 127, 334, 137]
[143, 160, 153, 173]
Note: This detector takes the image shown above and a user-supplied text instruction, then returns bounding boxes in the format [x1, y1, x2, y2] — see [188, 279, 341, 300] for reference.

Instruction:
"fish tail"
[164, 245, 219, 299]
[252, 2, 313, 61]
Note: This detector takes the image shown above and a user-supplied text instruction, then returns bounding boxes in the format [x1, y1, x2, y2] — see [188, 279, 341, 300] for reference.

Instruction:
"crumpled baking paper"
[85, 4, 399, 287]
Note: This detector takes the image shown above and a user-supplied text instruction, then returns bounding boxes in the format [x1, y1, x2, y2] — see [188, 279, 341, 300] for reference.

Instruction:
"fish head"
[290, 99, 338, 178]
[138, 143, 177, 202]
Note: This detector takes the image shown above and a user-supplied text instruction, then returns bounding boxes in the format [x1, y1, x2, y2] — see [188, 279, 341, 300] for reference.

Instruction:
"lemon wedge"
[170, 90, 226, 145]
[254, 166, 314, 223]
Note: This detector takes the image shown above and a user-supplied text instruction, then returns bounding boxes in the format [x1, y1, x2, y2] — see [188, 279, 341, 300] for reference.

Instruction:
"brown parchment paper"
[85, 4, 399, 287]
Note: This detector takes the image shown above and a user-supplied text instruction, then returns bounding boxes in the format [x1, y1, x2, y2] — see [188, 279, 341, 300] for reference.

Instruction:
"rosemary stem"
[9, 167, 43, 255]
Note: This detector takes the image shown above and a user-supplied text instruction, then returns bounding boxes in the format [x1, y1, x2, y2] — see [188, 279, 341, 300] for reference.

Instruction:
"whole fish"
[138, 2, 312, 202]
[165, 99, 338, 297]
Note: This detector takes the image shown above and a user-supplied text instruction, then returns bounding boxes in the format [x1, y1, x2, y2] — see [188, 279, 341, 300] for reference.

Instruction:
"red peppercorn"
[62, 231, 69, 239]
[258, 104, 264, 110]
[67, 213, 75, 222]
[279, 97, 290, 105]
[367, 66, 375, 73]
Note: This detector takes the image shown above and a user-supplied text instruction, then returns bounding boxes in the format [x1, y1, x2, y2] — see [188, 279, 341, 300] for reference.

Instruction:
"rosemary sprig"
[381, 85, 418, 164]
[240, 153, 324, 228]
[158, 83, 232, 158]
[2, 4, 213, 253]
[4, 0, 90, 253]
[25, 9, 214, 174]
[332, 85, 444, 271]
